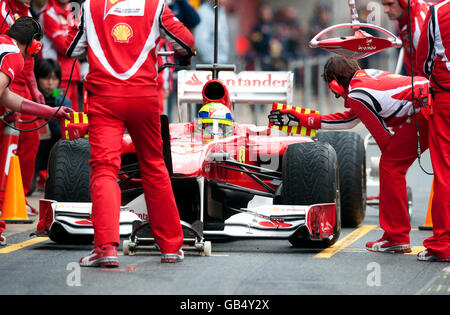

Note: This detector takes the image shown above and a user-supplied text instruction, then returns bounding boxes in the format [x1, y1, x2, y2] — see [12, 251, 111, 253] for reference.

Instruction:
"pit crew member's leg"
[125, 96, 183, 254]
[423, 93, 450, 259]
[87, 95, 126, 248]
[378, 113, 429, 244]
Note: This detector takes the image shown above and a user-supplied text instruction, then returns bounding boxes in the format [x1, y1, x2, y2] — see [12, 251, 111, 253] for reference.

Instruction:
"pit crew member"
[381, 0, 431, 75]
[416, 0, 450, 262]
[67, 0, 195, 267]
[269, 55, 430, 253]
[0, 0, 46, 211]
[40, 0, 81, 111]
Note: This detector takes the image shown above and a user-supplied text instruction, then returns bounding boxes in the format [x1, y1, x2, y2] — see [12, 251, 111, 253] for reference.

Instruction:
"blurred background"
[168, 0, 424, 124]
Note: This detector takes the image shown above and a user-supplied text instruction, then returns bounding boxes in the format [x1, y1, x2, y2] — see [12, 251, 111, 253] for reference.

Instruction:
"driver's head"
[197, 102, 234, 141]
[322, 55, 360, 98]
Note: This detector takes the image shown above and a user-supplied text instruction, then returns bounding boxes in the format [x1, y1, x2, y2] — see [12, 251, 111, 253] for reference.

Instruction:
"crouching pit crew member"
[269, 55, 430, 254]
[66, 0, 195, 267]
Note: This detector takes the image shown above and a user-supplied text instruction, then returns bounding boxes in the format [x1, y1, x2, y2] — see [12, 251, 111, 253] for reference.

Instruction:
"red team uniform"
[40, 0, 81, 111]
[0, 33, 25, 237]
[0, 0, 41, 206]
[417, 0, 450, 260]
[67, 0, 195, 255]
[0, 35, 24, 92]
[320, 69, 430, 245]
[397, 0, 431, 75]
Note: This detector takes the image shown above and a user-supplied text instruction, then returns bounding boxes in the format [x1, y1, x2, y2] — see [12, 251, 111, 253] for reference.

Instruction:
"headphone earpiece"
[328, 79, 345, 98]
[26, 39, 42, 57]
[25, 18, 42, 57]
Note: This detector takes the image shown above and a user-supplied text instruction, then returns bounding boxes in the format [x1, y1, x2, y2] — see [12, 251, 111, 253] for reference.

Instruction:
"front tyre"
[45, 138, 91, 202]
[281, 142, 340, 248]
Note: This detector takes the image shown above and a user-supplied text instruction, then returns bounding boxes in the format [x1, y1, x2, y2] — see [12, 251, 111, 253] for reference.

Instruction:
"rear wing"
[177, 70, 294, 107]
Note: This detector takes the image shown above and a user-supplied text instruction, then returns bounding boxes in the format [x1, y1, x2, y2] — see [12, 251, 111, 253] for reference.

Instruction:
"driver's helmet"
[197, 102, 234, 141]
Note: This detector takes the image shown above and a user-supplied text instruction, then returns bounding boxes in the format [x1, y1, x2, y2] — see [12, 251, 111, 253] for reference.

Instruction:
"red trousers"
[87, 95, 182, 253]
[378, 112, 429, 244]
[423, 92, 450, 258]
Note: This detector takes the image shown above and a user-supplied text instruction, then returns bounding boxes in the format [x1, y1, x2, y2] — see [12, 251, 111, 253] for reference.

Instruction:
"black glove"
[268, 109, 300, 126]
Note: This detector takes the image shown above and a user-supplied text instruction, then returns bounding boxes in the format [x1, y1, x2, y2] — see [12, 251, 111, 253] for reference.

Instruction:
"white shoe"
[417, 249, 450, 262]
[0, 235, 6, 246]
[161, 249, 184, 263]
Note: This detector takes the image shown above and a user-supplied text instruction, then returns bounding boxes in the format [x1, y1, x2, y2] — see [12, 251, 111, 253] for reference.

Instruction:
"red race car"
[36, 66, 366, 256]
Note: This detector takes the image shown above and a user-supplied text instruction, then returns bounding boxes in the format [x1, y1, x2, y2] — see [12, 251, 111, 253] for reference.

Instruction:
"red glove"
[268, 109, 322, 129]
[20, 99, 74, 120]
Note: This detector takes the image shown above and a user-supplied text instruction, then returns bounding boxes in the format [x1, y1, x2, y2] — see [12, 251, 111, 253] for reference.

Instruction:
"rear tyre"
[282, 142, 340, 248]
[317, 131, 366, 227]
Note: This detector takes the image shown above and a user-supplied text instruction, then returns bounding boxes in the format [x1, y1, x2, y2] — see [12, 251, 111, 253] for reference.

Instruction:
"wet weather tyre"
[45, 138, 91, 202]
[282, 142, 340, 248]
[317, 131, 366, 227]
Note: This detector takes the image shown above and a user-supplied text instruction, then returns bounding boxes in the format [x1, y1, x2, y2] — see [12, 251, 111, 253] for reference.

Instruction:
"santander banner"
[179, 70, 293, 94]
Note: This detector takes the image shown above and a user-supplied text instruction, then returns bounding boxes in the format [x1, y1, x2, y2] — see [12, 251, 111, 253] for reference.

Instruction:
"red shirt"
[0, 34, 24, 115]
[320, 69, 429, 151]
[67, 0, 195, 98]
[417, 0, 450, 92]
[397, 0, 431, 76]
[40, 0, 81, 82]
[0, 0, 34, 89]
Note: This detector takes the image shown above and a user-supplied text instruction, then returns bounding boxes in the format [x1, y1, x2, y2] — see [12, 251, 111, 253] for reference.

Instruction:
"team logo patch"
[104, 0, 145, 18]
[112, 23, 133, 43]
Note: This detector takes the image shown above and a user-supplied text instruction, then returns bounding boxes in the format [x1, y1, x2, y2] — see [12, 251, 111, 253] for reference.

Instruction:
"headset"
[328, 80, 346, 98]
[25, 17, 43, 57]
[324, 61, 346, 98]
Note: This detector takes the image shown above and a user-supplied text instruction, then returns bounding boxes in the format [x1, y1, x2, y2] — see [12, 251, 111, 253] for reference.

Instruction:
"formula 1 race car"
[34, 64, 366, 255]
[33, 0, 369, 254]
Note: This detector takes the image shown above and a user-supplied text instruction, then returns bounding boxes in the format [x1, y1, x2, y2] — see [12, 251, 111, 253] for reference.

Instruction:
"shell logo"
[112, 23, 133, 43]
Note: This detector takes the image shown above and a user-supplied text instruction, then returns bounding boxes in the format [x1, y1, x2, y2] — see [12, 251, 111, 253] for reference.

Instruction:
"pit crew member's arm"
[268, 108, 360, 130]
[416, 8, 433, 78]
[159, 3, 196, 64]
[320, 110, 361, 130]
[24, 59, 45, 104]
[66, 2, 87, 58]
[345, 94, 393, 152]
[42, 9, 71, 56]
[0, 72, 73, 119]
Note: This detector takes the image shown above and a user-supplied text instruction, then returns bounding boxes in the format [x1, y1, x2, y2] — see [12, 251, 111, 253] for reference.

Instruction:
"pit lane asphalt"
[0, 127, 448, 296]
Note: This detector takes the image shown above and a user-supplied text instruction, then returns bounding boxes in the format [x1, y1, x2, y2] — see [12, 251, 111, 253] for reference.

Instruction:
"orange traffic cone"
[0, 155, 33, 224]
[419, 177, 433, 231]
